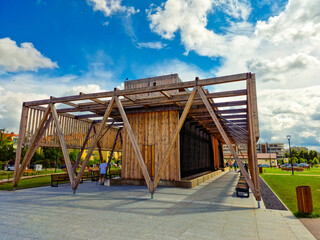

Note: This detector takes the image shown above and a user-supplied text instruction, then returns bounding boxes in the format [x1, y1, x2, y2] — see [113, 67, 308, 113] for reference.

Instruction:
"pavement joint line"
[125, 195, 256, 209]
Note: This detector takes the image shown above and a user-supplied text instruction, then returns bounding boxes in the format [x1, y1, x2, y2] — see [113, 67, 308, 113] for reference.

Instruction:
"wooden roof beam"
[79, 92, 105, 105]
[24, 73, 251, 106]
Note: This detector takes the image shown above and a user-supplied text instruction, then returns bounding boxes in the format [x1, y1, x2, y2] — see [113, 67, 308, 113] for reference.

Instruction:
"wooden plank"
[73, 97, 115, 190]
[153, 87, 197, 190]
[198, 86, 258, 199]
[24, 73, 250, 106]
[13, 106, 52, 187]
[115, 96, 153, 192]
[13, 106, 29, 181]
[80, 92, 105, 105]
[50, 104, 75, 188]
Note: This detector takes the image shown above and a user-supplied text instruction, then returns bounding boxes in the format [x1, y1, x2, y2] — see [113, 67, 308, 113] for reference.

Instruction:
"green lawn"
[0, 167, 121, 191]
[261, 174, 320, 218]
[0, 175, 52, 191]
[261, 167, 320, 175]
[0, 169, 64, 180]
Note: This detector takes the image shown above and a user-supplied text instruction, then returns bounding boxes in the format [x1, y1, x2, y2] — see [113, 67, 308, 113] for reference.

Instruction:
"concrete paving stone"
[180, 232, 218, 240]
[0, 171, 316, 240]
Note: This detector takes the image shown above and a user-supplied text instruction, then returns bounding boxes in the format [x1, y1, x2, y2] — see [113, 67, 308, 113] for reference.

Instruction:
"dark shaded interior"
[180, 119, 214, 178]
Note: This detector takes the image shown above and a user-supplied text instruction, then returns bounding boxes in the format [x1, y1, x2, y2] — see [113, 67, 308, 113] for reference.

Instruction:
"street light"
[0, 128, 4, 147]
[286, 135, 294, 175]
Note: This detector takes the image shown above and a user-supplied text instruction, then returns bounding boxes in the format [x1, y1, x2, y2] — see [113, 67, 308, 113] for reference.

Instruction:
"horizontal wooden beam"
[53, 100, 248, 115]
[24, 73, 250, 106]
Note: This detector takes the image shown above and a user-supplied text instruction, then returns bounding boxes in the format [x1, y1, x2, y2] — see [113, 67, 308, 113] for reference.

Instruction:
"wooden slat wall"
[124, 74, 181, 98]
[122, 111, 180, 181]
[23, 107, 122, 151]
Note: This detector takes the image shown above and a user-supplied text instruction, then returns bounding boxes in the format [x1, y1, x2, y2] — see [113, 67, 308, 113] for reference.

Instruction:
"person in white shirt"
[99, 160, 108, 185]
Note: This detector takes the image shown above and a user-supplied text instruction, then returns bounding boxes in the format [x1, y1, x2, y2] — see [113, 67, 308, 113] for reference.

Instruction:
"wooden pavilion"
[13, 72, 261, 201]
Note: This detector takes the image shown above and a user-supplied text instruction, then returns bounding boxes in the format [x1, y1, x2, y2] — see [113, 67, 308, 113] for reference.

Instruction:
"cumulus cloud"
[147, 0, 320, 150]
[258, 86, 320, 149]
[0, 59, 118, 132]
[0, 38, 58, 72]
[87, 0, 139, 17]
[137, 41, 167, 49]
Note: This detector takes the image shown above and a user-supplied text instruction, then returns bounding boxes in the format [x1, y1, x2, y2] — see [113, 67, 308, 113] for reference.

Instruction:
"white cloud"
[64, 84, 104, 96]
[0, 59, 118, 133]
[147, 0, 320, 149]
[258, 86, 320, 150]
[137, 41, 167, 49]
[0, 38, 58, 72]
[218, 0, 252, 20]
[87, 0, 139, 17]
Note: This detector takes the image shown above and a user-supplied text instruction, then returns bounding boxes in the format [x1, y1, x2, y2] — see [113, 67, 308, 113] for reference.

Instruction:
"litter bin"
[259, 167, 263, 174]
[296, 186, 313, 213]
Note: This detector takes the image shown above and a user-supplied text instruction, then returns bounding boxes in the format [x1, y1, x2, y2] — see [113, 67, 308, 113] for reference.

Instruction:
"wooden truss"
[13, 72, 261, 201]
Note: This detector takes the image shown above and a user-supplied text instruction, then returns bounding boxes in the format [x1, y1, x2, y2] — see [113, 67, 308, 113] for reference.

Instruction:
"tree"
[69, 149, 80, 164]
[313, 157, 319, 165]
[309, 150, 318, 161]
[291, 157, 298, 164]
[0, 136, 15, 169]
[299, 149, 308, 162]
[42, 147, 63, 168]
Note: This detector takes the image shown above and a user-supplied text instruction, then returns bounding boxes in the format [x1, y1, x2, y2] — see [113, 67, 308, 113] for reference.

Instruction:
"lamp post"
[0, 128, 4, 147]
[286, 135, 294, 175]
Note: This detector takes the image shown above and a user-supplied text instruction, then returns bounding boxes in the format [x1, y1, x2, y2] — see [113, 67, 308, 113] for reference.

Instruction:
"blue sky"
[0, 0, 320, 151]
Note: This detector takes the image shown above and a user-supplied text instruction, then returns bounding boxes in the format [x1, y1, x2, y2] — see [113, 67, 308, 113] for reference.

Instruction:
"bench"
[281, 167, 304, 172]
[51, 173, 69, 187]
[91, 170, 100, 181]
[236, 177, 249, 198]
[23, 169, 35, 176]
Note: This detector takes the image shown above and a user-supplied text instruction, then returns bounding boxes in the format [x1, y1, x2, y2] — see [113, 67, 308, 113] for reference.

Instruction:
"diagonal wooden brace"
[73, 97, 115, 190]
[198, 86, 259, 199]
[153, 87, 198, 190]
[73, 122, 94, 173]
[51, 104, 75, 188]
[115, 96, 153, 193]
[106, 128, 121, 173]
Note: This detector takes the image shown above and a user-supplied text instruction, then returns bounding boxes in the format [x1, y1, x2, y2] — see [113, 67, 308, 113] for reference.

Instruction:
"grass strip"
[0, 176, 52, 191]
[261, 174, 320, 218]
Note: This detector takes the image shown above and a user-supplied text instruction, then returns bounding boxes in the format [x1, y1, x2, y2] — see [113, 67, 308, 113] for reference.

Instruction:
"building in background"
[257, 153, 277, 166]
[256, 142, 285, 160]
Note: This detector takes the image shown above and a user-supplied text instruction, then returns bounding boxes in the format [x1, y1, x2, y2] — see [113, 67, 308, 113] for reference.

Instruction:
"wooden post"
[247, 77, 261, 200]
[198, 86, 258, 199]
[50, 104, 75, 188]
[296, 186, 313, 213]
[73, 122, 94, 173]
[115, 96, 153, 193]
[13, 106, 29, 182]
[153, 87, 198, 190]
[93, 124, 104, 163]
[13, 106, 52, 187]
[211, 136, 219, 170]
[73, 97, 115, 190]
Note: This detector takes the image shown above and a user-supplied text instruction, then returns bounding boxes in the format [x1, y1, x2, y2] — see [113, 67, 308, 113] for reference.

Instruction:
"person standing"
[99, 160, 108, 185]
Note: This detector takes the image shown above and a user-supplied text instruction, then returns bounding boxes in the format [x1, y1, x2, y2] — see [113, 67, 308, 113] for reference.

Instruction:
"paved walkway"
[0, 171, 315, 240]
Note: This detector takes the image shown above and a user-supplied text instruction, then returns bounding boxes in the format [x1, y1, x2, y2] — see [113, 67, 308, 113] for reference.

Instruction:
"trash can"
[296, 186, 313, 213]
[259, 167, 263, 174]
